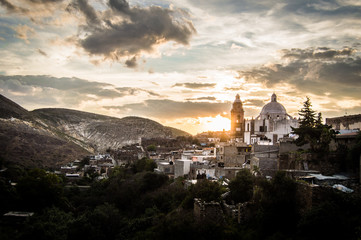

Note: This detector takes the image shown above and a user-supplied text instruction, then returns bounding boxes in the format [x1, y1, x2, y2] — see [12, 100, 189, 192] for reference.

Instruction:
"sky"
[0, 0, 361, 135]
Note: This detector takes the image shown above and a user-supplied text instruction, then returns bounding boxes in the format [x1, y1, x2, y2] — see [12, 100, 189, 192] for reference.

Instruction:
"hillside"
[0, 96, 90, 168]
[32, 108, 190, 151]
[0, 94, 32, 120]
[0, 94, 190, 167]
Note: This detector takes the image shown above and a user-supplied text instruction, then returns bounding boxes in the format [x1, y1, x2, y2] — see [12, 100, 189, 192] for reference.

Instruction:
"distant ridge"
[0, 94, 190, 168]
[32, 108, 190, 151]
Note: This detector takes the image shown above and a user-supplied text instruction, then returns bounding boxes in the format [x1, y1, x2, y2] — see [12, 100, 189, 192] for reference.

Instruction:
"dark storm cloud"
[108, 0, 129, 13]
[104, 99, 230, 119]
[238, 47, 361, 98]
[281, 47, 355, 60]
[70, 0, 196, 67]
[0, 75, 160, 106]
[125, 56, 138, 68]
[185, 96, 217, 101]
[172, 82, 216, 89]
[0, 0, 195, 69]
[71, 0, 101, 26]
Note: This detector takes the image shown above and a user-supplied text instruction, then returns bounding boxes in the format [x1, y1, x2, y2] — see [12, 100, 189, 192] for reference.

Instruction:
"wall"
[194, 198, 225, 224]
[217, 144, 251, 167]
[174, 160, 191, 178]
[252, 144, 279, 175]
[326, 114, 361, 130]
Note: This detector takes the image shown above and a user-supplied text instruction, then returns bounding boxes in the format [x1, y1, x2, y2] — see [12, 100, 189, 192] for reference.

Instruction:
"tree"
[146, 144, 156, 152]
[16, 169, 64, 211]
[132, 158, 157, 173]
[228, 169, 254, 203]
[189, 180, 224, 202]
[20, 207, 74, 240]
[314, 113, 336, 153]
[256, 171, 300, 238]
[292, 97, 335, 152]
[299, 97, 316, 128]
[346, 131, 361, 173]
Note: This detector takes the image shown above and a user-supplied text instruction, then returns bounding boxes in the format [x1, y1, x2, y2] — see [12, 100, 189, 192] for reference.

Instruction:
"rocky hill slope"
[0, 95, 90, 168]
[32, 108, 190, 151]
[0, 94, 190, 168]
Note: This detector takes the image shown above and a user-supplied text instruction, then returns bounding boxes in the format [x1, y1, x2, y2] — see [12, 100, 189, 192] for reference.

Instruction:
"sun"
[199, 115, 231, 132]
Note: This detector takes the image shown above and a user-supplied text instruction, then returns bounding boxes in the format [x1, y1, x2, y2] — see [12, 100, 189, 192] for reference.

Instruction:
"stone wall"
[279, 151, 344, 175]
[194, 198, 225, 224]
[279, 141, 310, 154]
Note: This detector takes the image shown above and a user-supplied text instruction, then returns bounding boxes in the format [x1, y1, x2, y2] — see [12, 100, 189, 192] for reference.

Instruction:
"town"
[60, 94, 361, 188]
[46, 94, 361, 236]
[1, 94, 361, 239]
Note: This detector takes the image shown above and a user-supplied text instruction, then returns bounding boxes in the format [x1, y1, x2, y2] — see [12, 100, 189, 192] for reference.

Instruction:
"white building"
[174, 159, 192, 178]
[244, 93, 298, 145]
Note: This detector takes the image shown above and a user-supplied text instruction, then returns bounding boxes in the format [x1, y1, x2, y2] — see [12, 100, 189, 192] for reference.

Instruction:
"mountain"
[0, 94, 190, 168]
[0, 96, 90, 168]
[0, 94, 32, 120]
[32, 108, 190, 151]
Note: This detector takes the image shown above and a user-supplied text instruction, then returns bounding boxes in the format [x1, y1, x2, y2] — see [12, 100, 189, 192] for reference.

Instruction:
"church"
[230, 93, 298, 145]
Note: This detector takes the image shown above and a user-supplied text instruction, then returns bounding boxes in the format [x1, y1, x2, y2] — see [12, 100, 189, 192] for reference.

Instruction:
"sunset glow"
[1, 0, 360, 134]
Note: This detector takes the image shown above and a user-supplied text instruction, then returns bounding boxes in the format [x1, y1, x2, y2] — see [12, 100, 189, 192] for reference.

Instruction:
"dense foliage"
[0, 162, 360, 240]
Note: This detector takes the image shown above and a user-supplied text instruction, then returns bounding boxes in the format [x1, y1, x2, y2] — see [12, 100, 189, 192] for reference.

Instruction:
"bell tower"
[231, 94, 245, 141]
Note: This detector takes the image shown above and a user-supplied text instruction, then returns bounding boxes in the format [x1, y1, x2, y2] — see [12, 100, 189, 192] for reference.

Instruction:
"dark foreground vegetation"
[1, 159, 361, 240]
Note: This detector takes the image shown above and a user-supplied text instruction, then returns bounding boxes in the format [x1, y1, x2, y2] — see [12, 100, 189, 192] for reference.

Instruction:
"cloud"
[37, 48, 47, 56]
[172, 82, 216, 89]
[13, 25, 35, 43]
[223, 86, 246, 91]
[187, 0, 272, 15]
[108, 0, 129, 13]
[28, 0, 64, 4]
[188, 0, 361, 19]
[185, 96, 217, 101]
[281, 47, 355, 60]
[69, 0, 196, 67]
[2, 0, 195, 68]
[104, 99, 230, 119]
[0, 0, 66, 21]
[0, 0, 28, 13]
[238, 46, 361, 99]
[125, 56, 138, 68]
[69, 0, 100, 26]
[243, 99, 265, 107]
[0, 75, 161, 107]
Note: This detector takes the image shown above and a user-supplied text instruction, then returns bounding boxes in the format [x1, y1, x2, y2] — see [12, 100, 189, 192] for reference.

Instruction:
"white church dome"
[259, 94, 287, 117]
